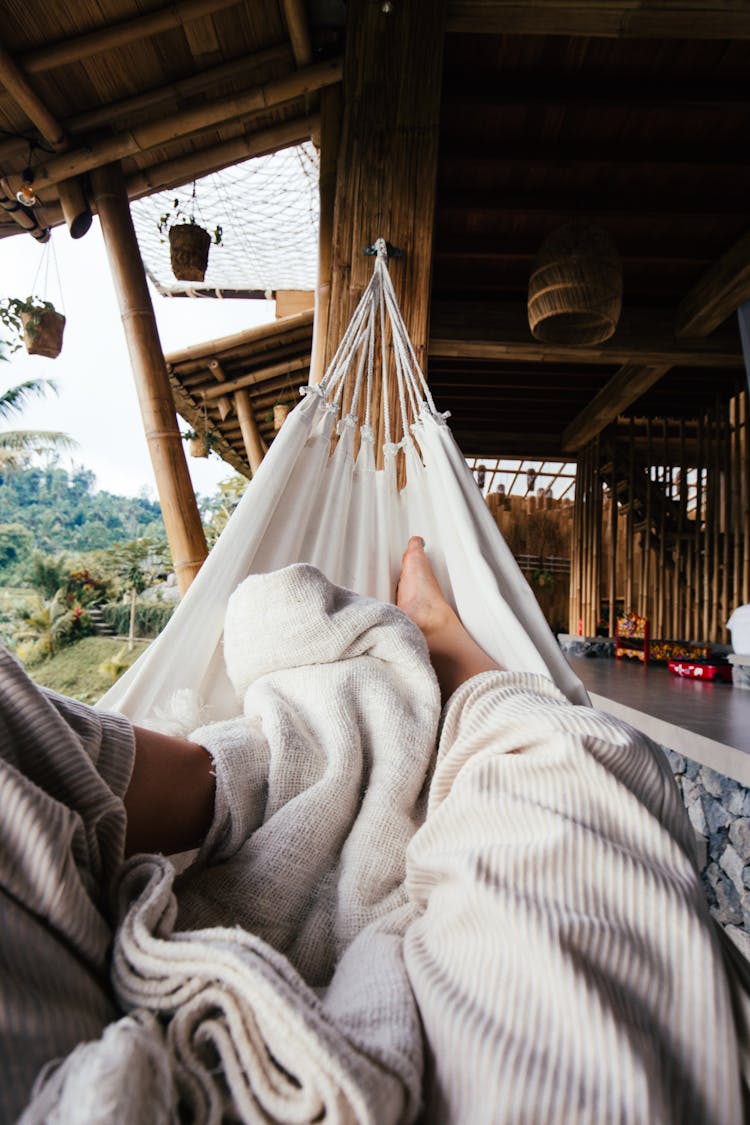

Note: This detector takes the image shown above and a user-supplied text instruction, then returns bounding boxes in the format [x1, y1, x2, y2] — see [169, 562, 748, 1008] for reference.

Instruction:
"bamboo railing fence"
[569, 387, 749, 643]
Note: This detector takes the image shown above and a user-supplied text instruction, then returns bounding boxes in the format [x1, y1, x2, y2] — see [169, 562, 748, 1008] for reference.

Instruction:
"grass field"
[23, 636, 151, 704]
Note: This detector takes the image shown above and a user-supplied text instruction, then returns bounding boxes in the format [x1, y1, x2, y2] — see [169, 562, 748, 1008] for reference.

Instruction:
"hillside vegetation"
[28, 635, 150, 704]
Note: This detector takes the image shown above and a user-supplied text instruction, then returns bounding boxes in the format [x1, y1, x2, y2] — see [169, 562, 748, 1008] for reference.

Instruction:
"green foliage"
[158, 197, 223, 245]
[199, 473, 249, 545]
[0, 524, 34, 571]
[14, 589, 94, 664]
[20, 635, 150, 705]
[100, 600, 174, 638]
[0, 464, 166, 569]
[0, 378, 76, 468]
[0, 296, 57, 353]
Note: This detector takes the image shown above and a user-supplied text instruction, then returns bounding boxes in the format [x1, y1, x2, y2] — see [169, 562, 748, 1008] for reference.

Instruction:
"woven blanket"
[39, 565, 440, 1124]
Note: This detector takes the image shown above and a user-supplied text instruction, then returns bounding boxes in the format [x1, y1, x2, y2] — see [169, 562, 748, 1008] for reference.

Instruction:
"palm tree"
[0, 376, 77, 468]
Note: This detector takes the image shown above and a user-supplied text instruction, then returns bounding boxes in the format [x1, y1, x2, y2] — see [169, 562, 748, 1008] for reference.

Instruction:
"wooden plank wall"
[570, 388, 749, 641]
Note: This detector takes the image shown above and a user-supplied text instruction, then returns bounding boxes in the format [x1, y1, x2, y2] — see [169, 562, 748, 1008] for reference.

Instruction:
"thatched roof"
[2, 2, 750, 462]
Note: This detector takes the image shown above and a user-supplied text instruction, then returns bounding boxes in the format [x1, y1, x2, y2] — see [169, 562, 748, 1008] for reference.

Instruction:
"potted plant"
[533, 567, 554, 590]
[158, 196, 223, 283]
[0, 295, 66, 358]
[182, 428, 218, 459]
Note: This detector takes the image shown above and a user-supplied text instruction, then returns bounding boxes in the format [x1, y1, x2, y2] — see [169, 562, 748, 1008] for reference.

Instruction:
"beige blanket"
[37, 565, 440, 1124]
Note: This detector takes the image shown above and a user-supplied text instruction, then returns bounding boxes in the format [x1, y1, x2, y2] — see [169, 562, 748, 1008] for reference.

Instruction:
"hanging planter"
[158, 189, 223, 283]
[168, 223, 212, 282]
[273, 403, 291, 431]
[21, 302, 66, 358]
[528, 223, 622, 345]
[0, 296, 66, 358]
[182, 428, 217, 458]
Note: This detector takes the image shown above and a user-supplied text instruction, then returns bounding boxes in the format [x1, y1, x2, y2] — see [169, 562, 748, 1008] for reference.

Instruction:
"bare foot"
[397, 536, 503, 701]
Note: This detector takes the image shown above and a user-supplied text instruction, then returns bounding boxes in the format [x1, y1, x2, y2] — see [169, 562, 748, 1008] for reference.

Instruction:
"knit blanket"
[30, 565, 441, 1124]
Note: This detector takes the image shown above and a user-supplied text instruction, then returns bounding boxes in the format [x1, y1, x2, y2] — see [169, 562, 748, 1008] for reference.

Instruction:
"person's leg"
[396, 541, 746, 1124]
[396, 536, 502, 701]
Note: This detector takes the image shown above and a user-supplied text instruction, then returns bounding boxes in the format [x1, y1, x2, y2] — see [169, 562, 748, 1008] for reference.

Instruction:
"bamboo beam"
[0, 41, 67, 148]
[202, 355, 310, 399]
[0, 178, 49, 242]
[69, 45, 294, 133]
[675, 230, 750, 339]
[234, 391, 266, 473]
[281, 0, 313, 67]
[309, 87, 342, 386]
[430, 302, 743, 369]
[562, 365, 671, 453]
[166, 309, 313, 365]
[446, 1, 750, 39]
[0, 38, 90, 238]
[91, 163, 207, 594]
[325, 0, 448, 467]
[28, 59, 342, 191]
[20, 0, 241, 74]
[126, 114, 319, 200]
[207, 359, 234, 421]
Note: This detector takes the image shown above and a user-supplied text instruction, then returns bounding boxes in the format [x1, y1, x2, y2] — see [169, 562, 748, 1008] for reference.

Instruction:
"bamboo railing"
[569, 386, 749, 643]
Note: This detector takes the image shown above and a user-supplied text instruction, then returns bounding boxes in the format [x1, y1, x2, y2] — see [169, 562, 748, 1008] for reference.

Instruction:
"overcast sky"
[0, 219, 275, 499]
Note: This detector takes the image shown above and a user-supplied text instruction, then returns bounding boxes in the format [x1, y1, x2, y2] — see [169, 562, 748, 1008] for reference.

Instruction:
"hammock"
[100, 239, 586, 725]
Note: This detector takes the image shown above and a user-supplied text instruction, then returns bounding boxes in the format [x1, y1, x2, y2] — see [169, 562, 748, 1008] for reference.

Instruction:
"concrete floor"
[566, 655, 750, 784]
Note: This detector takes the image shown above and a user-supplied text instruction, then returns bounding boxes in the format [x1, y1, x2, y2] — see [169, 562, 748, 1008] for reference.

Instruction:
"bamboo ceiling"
[2, 2, 750, 465]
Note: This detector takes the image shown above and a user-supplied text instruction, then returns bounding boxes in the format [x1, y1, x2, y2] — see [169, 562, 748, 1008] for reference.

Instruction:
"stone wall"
[661, 747, 750, 961]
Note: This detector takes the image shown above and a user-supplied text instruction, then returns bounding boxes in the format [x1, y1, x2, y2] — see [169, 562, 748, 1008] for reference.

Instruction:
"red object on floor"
[667, 660, 733, 683]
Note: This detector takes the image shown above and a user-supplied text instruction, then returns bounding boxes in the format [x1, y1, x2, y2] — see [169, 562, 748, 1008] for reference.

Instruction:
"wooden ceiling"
[2, 2, 750, 467]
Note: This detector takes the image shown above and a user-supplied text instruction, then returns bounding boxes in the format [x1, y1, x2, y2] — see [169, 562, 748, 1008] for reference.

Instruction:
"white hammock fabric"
[100, 240, 586, 724]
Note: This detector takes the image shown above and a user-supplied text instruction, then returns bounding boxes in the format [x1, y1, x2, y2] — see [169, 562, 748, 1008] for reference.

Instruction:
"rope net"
[130, 143, 319, 296]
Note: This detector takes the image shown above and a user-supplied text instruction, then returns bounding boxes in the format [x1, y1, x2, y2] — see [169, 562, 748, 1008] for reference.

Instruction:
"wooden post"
[608, 439, 618, 636]
[90, 163, 208, 594]
[234, 391, 266, 473]
[309, 85, 342, 386]
[625, 418, 635, 610]
[324, 0, 448, 468]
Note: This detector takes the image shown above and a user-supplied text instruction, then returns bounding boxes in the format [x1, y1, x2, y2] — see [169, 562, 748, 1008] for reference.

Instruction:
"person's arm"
[123, 726, 215, 857]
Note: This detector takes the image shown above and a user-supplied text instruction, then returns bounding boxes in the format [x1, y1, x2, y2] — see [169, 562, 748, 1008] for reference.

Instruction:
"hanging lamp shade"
[527, 223, 622, 345]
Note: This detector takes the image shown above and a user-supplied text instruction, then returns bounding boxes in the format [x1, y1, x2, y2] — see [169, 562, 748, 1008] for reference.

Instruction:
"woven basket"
[273, 404, 291, 431]
[528, 224, 622, 345]
[188, 435, 210, 458]
[20, 308, 66, 358]
[169, 224, 211, 282]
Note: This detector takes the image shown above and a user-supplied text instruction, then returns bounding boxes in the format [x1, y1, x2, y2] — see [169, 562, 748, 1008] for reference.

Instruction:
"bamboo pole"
[0, 41, 67, 147]
[678, 419, 687, 638]
[21, 0, 241, 73]
[57, 177, 92, 238]
[641, 419, 652, 620]
[202, 355, 310, 399]
[309, 86, 342, 386]
[91, 163, 208, 594]
[0, 178, 49, 242]
[126, 114, 319, 201]
[625, 417, 635, 611]
[234, 391, 266, 473]
[696, 414, 705, 639]
[0, 40, 89, 239]
[608, 440, 618, 636]
[656, 423, 666, 637]
[281, 0, 313, 66]
[592, 437, 603, 636]
[70, 45, 293, 133]
[30, 59, 343, 191]
[166, 310, 313, 365]
[731, 394, 742, 613]
[207, 359, 234, 421]
[743, 389, 750, 604]
[570, 455, 582, 633]
[722, 399, 731, 640]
